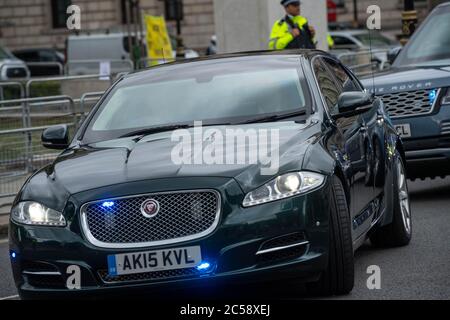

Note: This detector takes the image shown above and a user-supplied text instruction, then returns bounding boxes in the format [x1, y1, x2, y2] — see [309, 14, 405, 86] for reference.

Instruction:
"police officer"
[269, 0, 317, 50]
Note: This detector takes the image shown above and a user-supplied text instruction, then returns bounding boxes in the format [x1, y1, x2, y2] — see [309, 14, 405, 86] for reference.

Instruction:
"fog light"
[196, 262, 211, 272]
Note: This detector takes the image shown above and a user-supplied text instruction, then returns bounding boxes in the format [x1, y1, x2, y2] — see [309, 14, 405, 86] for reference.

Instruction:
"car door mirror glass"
[387, 46, 402, 65]
[334, 91, 373, 119]
[41, 125, 70, 150]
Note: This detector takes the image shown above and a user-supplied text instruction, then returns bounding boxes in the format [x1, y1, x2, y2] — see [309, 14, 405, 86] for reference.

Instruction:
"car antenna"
[368, 28, 376, 97]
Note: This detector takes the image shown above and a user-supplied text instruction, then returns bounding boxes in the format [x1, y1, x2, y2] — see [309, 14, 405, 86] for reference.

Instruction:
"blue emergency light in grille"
[81, 190, 221, 248]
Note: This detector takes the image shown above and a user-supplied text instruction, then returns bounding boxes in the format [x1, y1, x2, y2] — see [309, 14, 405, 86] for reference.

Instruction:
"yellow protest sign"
[145, 15, 173, 63]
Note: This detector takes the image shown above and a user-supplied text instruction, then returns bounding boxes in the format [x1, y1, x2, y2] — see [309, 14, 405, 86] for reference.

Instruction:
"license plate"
[108, 246, 202, 276]
[395, 124, 412, 138]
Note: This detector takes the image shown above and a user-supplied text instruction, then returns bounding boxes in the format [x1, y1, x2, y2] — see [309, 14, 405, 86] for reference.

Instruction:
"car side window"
[322, 58, 362, 93]
[332, 36, 356, 46]
[313, 58, 340, 115]
[40, 50, 57, 62]
[15, 51, 39, 62]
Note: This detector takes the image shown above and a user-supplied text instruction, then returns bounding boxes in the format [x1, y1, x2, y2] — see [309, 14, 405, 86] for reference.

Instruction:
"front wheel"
[307, 176, 354, 296]
[370, 152, 412, 247]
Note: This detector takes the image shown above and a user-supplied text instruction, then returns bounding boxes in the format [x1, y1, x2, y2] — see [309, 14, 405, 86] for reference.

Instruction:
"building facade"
[0, 0, 215, 52]
[0, 0, 445, 53]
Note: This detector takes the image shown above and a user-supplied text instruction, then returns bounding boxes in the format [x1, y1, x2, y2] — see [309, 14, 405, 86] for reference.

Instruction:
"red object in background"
[328, 0, 337, 23]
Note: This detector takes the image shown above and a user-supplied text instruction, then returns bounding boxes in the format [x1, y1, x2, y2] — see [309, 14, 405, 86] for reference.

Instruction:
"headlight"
[11, 202, 66, 226]
[441, 88, 450, 105]
[242, 172, 325, 207]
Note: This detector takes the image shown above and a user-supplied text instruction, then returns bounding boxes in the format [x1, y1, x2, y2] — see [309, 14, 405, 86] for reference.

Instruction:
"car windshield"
[354, 32, 394, 47]
[394, 5, 450, 67]
[82, 56, 311, 143]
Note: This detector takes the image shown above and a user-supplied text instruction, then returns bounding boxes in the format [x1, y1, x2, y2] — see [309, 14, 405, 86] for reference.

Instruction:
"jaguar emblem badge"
[141, 199, 160, 218]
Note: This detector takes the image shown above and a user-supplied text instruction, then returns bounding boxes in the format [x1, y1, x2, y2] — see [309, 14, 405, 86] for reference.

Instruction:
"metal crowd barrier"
[25, 73, 114, 98]
[0, 81, 25, 101]
[65, 59, 134, 76]
[0, 96, 77, 198]
[0, 72, 124, 198]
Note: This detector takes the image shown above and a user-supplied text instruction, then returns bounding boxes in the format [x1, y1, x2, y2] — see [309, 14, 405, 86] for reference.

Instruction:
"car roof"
[123, 49, 330, 79]
[330, 30, 370, 36]
[437, 1, 450, 7]
[13, 48, 59, 53]
[68, 33, 138, 40]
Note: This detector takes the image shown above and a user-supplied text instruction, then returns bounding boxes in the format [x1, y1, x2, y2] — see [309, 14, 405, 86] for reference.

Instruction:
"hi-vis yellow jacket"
[269, 15, 310, 50]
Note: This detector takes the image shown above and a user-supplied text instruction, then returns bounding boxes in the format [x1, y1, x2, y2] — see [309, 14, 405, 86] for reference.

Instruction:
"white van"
[66, 33, 200, 76]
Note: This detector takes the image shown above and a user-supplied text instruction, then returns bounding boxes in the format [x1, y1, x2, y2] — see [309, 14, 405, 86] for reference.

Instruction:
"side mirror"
[387, 46, 402, 65]
[333, 91, 373, 119]
[41, 125, 70, 150]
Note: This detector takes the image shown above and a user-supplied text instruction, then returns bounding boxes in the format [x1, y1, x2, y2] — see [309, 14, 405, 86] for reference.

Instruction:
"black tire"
[370, 152, 412, 247]
[307, 176, 354, 296]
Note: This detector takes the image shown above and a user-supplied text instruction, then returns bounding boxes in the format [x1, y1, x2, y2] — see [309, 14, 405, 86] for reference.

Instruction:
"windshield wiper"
[119, 124, 192, 138]
[240, 110, 307, 124]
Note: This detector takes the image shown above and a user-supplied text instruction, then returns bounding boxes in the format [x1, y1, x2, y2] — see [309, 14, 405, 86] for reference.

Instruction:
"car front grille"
[81, 190, 221, 248]
[5, 67, 27, 78]
[98, 268, 204, 284]
[380, 89, 438, 119]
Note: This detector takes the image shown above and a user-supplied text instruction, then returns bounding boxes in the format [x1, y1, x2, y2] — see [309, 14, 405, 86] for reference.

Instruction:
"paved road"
[1, 178, 449, 300]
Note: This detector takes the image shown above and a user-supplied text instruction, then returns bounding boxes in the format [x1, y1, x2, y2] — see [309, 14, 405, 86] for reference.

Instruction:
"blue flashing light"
[429, 89, 437, 105]
[102, 201, 115, 208]
[196, 262, 211, 272]
[10, 251, 17, 260]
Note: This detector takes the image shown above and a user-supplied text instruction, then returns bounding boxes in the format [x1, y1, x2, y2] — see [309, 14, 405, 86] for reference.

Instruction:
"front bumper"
[9, 177, 332, 299]
[392, 104, 450, 179]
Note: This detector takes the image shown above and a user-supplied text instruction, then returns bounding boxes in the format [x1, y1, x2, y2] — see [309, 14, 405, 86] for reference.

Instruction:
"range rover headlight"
[11, 202, 66, 226]
[242, 172, 325, 207]
[441, 88, 450, 105]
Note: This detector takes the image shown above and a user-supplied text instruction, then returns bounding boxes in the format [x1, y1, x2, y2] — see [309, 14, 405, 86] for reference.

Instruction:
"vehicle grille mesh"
[98, 268, 203, 284]
[380, 90, 436, 118]
[6, 67, 27, 78]
[82, 191, 220, 246]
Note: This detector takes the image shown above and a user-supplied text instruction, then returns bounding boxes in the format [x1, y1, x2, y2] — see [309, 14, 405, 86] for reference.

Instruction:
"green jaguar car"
[9, 50, 411, 299]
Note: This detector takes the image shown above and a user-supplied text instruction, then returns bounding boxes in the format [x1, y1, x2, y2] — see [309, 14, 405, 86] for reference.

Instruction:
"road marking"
[0, 239, 8, 245]
[0, 295, 19, 300]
